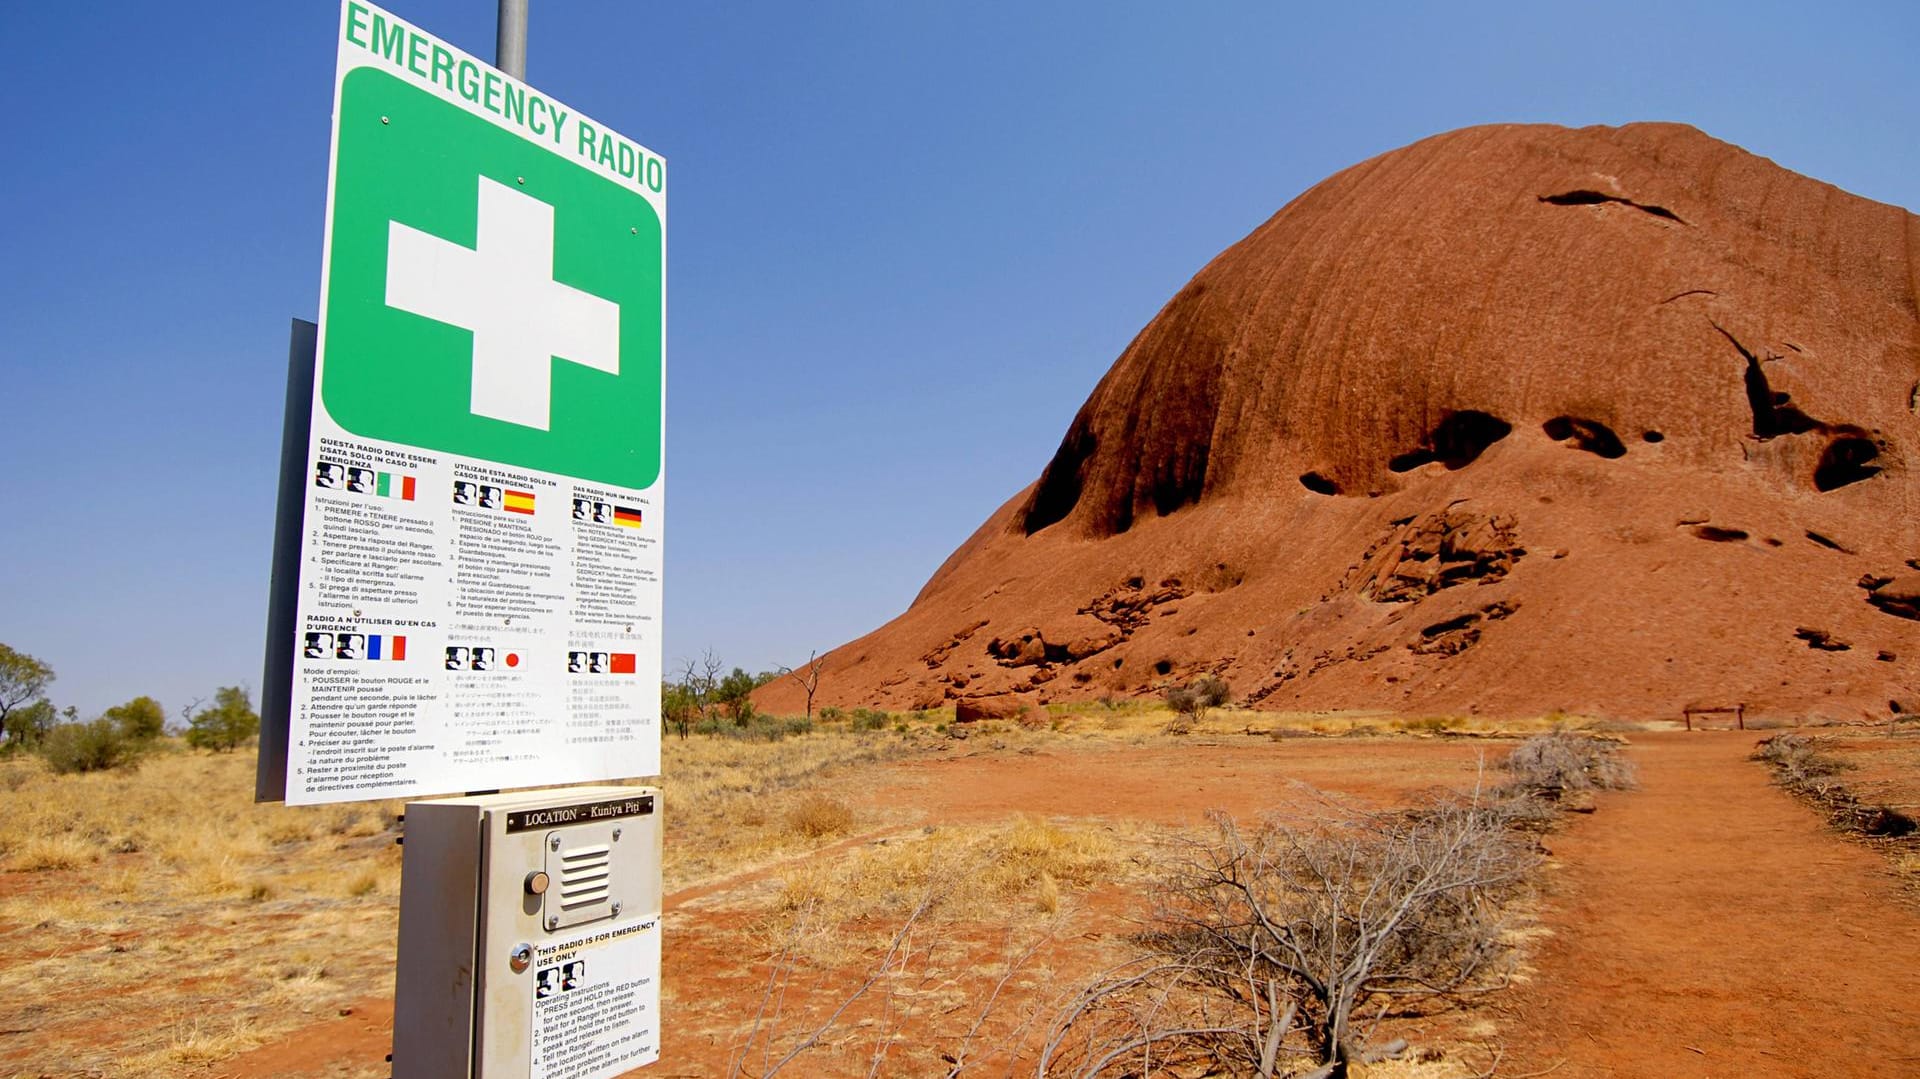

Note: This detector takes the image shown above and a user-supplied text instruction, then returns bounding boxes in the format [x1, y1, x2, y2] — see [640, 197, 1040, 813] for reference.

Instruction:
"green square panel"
[322, 66, 663, 488]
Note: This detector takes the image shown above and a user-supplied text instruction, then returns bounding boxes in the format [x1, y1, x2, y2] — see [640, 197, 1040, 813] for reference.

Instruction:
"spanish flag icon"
[503, 489, 536, 515]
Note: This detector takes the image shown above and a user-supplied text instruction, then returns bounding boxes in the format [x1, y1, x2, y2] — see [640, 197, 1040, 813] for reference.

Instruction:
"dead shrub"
[783, 794, 854, 839]
[1501, 730, 1635, 797]
[1042, 792, 1536, 1077]
[1752, 733, 1851, 786]
[1755, 734, 1916, 841]
[1164, 675, 1231, 732]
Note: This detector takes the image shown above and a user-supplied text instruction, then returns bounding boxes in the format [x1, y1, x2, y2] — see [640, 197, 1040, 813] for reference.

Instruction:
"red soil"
[1498, 731, 1920, 1077]
[228, 732, 1920, 1077]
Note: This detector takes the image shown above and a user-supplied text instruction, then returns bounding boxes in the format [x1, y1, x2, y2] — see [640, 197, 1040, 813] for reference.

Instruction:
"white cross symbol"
[384, 176, 620, 431]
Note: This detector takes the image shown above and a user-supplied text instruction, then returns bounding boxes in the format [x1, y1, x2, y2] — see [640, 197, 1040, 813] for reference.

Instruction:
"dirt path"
[1499, 730, 1920, 1078]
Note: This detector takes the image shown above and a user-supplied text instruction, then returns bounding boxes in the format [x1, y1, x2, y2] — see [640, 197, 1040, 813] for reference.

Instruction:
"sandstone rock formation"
[758, 122, 1920, 723]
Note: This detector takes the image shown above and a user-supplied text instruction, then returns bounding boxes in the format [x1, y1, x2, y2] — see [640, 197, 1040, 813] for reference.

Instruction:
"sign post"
[262, 3, 668, 1074]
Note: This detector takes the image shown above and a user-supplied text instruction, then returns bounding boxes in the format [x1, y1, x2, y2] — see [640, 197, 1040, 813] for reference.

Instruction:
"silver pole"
[496, 0, 528, 80]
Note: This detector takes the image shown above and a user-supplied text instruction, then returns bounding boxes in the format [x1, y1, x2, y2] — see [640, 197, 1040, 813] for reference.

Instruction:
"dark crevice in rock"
[1813, 432, 1882, 491]
[1543, 415, 1627, 458]
[1299, 471, 1340, 495]
[1641, 430, 1665, 443]
[1691, 525, 1749, 542]
[1539, 189, 1687, 224]
[1659, 288, 1718, 304]
[1804, 531, 1853, 554]
[1023, 421, 1096, 535]
[1422, 613, 1481, 638]
[1715, 322, 1819, 438]
[1710, 323, 1892, 492]
[1388, 410, 1513, 472]
[1149, 441, 1209, 519]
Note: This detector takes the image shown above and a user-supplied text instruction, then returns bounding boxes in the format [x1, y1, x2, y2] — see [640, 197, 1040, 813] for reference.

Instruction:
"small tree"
[716, 667, 758, 724]
[104, 695, 167, 742]
[677, 650, 724, 732]
[661, 681, 697, 740]
[186, 686, 259, 752]
[0, 644, 55, 747]
[5, 699, 57, 749]
[780, 650, 827, 720]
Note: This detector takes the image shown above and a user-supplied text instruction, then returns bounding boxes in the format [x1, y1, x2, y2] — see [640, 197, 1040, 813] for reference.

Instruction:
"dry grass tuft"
[137, 1016, 269, 1068]
[657, 729, 928, 887]
[784, 794, 855, 839]
[770, 815, 1135, 960]
[4, 832, 103, 871]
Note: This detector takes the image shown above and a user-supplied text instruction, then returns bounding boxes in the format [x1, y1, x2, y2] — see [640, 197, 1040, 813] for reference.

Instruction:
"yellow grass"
[0, 714, 1575, 1077]
[770, 814, 1138, 953]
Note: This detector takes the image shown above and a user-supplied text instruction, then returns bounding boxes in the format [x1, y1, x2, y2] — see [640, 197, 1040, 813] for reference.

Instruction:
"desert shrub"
[1394, 715, 1465, 734]
[1043, 793, 1536, 1075]
[41, 719, 142, 774]
[185, 687, 259, 752]
[1163, 674, 1231, 732]
[784, 794, 854, 839]
[1752, 734, 1912, 839]
[1751, 733, 1850, 785]
[103, 696, 167, 742]
[695, 713, 811, 742]
[850, 708, 890, 732]
[1502, 731, 1635, 796]
[818, 705, 845, 722]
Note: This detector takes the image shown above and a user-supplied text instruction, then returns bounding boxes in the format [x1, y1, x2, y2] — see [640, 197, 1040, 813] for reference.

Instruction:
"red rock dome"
[759, 122, 1920, 723]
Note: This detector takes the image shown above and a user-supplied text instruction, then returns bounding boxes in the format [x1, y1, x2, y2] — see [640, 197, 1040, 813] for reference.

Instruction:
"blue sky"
[2, 2, 1916, 719]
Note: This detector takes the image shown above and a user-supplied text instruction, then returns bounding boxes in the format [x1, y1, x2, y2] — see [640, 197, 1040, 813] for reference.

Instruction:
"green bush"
[818, 706, 845, 723]
[695, 713, 812, 742]
[716, 667, 758, 722]
[185, 686, 259, 752]
[104, 695, 167, 741]
[850, 708, 890, 732]
[41, 719, 142, 774]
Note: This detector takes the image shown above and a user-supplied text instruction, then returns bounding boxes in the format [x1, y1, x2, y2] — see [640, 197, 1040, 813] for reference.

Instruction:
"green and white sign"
[285, 1, 666, 805]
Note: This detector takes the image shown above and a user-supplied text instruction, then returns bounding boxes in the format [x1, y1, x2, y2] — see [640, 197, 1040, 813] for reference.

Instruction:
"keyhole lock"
[509, 943, 533, 974]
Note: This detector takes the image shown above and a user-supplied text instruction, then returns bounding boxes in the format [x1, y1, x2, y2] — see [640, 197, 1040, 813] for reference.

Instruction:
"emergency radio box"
[393, 786, 662, 1078]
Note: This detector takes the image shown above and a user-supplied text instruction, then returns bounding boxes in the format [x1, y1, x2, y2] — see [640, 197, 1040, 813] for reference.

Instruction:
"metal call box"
[394, 786, 662, 1079]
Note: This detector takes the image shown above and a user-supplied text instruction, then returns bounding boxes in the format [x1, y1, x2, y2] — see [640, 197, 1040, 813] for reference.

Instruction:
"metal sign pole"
[496, 0, 528, 79]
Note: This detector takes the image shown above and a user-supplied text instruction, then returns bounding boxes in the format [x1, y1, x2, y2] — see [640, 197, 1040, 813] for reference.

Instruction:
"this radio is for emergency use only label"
[531, 918, 662, 1079]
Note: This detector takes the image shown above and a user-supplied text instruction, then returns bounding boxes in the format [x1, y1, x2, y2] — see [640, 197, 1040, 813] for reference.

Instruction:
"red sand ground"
[1498, 730, 1920, 1078]
[225, 731, 1920, 1078]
